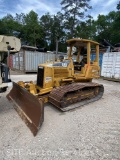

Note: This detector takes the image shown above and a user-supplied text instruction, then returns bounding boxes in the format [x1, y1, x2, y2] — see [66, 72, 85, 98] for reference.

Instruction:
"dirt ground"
[0, 73, 120, 160]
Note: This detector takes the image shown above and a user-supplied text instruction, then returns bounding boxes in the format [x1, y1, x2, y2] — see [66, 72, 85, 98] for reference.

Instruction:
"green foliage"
[0, 1, 120, 51]
[76, 18, 96, 39]
[40, 12, 66, 51]
[61, 0, 92, 37]
[117, 1, 120, 10]
[23, 10, 43, 46]
[94, 10, 120, 44]
[1, 14, 21, 36]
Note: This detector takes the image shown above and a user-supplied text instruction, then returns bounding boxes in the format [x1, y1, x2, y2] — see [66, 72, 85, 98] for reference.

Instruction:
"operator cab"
[73, 47, 87, 71]
[67, 38, 99, 73]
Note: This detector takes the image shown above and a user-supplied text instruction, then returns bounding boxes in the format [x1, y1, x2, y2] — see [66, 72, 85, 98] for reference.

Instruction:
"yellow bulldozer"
[7, 38, 104, 136]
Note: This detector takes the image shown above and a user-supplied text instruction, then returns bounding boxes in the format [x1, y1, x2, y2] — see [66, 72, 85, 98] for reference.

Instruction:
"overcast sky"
[0, 0, 119, 19]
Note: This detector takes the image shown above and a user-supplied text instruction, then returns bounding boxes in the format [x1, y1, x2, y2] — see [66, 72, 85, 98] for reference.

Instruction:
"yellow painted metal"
[96, 44, 99, 63]
[67, 38, 99, 45]
[43, 67, 53, 89]
[17, 81, 25, 88]
[17, 81, 37, 94]
[54, 67, 69, 78]
[36, 87, 53, 95]
[61, 78, 73, 82]
[39, 96, 49, 103]
[68, 46, 73, 58]
[87, 42, 90, 65]
[29, 83, 37, 94]
[17, 38, 101, 99]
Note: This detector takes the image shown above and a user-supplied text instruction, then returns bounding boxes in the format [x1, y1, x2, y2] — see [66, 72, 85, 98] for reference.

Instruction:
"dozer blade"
[7, 82, 44, 136]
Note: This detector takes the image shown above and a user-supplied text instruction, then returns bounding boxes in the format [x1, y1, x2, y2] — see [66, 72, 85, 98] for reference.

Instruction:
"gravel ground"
[0, 75, 120, 160]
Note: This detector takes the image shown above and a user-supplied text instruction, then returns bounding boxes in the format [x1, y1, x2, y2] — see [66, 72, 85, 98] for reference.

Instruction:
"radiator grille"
[37, 67, 44, 87]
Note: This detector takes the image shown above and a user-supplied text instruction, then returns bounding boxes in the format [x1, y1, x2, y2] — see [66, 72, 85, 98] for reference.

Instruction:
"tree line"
[0, 0, 120, 52]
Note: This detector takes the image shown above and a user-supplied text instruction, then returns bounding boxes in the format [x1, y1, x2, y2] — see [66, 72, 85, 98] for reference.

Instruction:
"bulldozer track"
[49, 82, 104, 111]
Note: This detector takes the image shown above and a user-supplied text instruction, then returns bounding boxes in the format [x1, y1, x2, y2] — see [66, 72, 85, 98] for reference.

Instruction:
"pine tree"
[61, 0, 92, 38]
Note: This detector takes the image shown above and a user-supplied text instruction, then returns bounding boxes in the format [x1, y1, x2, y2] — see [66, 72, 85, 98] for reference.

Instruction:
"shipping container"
[12, 50, 56, 72]
[101, 52, 120, 80]
[24, 51, 56, 72]
[90, 53, 103, 70]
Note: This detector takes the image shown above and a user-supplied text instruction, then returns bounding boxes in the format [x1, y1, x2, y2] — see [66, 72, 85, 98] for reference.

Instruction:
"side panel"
[114, 53, 120, 79]
[101, 52, 120, 79]
[19, 51, 24, 71]
[44, 67, 53, 88]
[15, 53, 19, 70]
[101, 52, 114, 78]
[37, 66, 53, 88]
